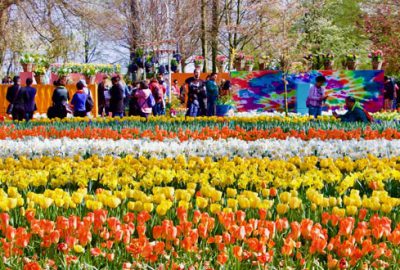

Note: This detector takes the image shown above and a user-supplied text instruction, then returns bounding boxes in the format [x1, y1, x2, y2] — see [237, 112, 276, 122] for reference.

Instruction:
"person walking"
[135, 81, 154, 120]
[70, 81, 88, 117]
[6, 76, 24, 121]
[23, 78, 37, 121]
[306, 75, 328, 118]
[109, 75, 125, 118]
[206, 73, 219, 116]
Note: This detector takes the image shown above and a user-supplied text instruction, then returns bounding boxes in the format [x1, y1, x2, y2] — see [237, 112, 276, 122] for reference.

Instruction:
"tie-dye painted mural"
[231, 70, 384, 112]
[231, 71, 297, 112]
[289, 70, 384, 112]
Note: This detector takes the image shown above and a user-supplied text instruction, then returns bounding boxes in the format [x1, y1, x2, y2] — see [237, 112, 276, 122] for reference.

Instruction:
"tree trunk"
[84, 36, 89, 63]
[0, 5, 11, 76]
[226, 0, 233, 70]
[211, 0, 219, 73]
[200, 0, 208, 73]
[128, 0, 139, 63]
[227, 0, 241, 71]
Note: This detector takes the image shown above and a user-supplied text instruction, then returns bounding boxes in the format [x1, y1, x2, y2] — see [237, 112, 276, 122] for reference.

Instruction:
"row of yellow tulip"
[0, 155, 398, 217]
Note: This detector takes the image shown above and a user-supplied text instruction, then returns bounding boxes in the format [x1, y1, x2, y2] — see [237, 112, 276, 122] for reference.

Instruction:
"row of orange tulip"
[1, 207, 399, 269]
[1, 125, 400, 140]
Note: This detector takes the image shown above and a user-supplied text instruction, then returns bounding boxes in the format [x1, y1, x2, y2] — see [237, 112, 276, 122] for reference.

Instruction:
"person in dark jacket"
[206, 73, 219, 116]
[383, 76, 395, 111]
[98, 75, 108, 116]
[109, 75, 125, 117]
[50, 76, 70, 119]
[128, 82, 141, 116]
[185, 69, 207, 117]
[333, 96, 368, 123]
[23, 78, 37, 121]
[6, 76, 21, 105]
[124, 83, 132, 115]
[6, 76, 25, 120]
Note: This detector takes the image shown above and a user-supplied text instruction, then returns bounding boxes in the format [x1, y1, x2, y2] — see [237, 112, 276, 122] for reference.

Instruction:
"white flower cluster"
[0, 138, 398, 160]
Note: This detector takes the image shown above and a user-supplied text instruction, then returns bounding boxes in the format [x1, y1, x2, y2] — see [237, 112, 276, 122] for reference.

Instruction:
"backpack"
[85, 95, 94, 112]
[147, 93, 156, 107]
[140, 94, 156, 108]
[363, 109, 374, 123]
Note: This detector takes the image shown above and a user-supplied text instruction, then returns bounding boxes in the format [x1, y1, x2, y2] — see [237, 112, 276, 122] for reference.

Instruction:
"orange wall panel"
[0, 84, 98, 116]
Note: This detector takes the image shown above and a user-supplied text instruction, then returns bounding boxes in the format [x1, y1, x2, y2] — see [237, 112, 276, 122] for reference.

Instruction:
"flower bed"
[0, 156, 398, 269]
[2, 126, 400, 141]
[0, 137, 400, 160]
[0, 113, 399, 269]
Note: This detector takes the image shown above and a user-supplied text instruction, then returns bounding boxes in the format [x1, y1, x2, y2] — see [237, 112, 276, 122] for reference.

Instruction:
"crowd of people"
[2, 71, 399, 122]
[97, 69, 231, 119]
[3, 69, 233, 121]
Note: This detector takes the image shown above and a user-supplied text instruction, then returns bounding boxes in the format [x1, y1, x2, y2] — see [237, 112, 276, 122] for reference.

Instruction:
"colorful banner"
[231, 71, 296, 112]
[231, 70, 384, 113]
[289, 70, 384, 112]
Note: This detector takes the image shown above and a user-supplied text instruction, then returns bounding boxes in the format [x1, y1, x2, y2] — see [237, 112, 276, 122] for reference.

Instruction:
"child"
[71, 81, 88, 117]
[306, 75, 328, 118]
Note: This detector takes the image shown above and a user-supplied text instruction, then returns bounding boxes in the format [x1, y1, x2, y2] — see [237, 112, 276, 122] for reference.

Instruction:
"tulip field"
[0, 115, 399, 269]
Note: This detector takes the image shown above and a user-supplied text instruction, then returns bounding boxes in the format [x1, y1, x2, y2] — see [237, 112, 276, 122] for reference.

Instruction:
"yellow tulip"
[178, 200, 189, 210]
[288, 197, 301, 209]
[144, 202, 154, 212]
[276, 203, 288, 215]
[127, 201, 136, 211]
[227, 198, 238, 210]
[196, 197, 208, 209]
[74, 245, 85, 253]
[381, 204, 392, 213]
[279, 192, 291, 203]
[134, 201, 143, 212]
[210, 203, 222, 214]
[346, 205, 357, 216]
[156, 204, 169, 216]
[226, 188, 237, 198]
[7, 187, 19, 198]
[237, 196, 249, 209]
[40, 198, 53, 209]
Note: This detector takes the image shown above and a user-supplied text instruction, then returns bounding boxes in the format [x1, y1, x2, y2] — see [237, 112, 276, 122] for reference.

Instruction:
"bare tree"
[211, 0, 220, 72]
[200, 0, 208, 72]
[220, 0, 267, 69]
[0, 1, 19, 74]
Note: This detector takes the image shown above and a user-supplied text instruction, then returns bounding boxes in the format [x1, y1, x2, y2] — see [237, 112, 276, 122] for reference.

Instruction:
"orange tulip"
[217, 252, 228, 265]
[300, 219, 313, 239]
[339, 217, 355, 236]
[233, 245, 243, 261]
[358, 208, 367, 221]
[23, 262, 41, 270]
[90, 247, 103, 257]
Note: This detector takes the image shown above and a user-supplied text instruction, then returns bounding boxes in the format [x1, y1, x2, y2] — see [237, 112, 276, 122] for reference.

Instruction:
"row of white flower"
[0, 138, 398, 159]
